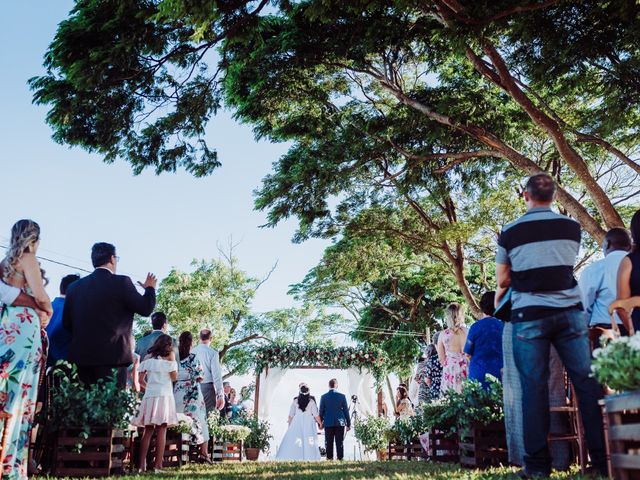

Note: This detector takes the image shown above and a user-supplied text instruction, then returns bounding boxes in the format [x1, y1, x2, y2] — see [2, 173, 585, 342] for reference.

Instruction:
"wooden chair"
[547, 375, 588, 474]
[0, 411, 12, 480]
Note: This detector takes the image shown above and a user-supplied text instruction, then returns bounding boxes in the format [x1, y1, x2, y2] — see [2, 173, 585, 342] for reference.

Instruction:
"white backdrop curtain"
[257, 367, 287, 421]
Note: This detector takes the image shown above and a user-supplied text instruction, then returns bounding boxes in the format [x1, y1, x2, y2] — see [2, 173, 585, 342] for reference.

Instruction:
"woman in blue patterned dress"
[0, 220, 52, 480]
[174, 331, 211, 463]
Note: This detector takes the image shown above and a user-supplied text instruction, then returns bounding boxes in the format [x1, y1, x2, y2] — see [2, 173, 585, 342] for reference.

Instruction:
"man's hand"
[138, 273, 157, 290]
[346, 426, 351, 432]
[216, 396, 225, 410]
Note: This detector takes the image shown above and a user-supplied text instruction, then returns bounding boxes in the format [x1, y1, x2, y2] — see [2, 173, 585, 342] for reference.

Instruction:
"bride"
[275, 384, 323, 461]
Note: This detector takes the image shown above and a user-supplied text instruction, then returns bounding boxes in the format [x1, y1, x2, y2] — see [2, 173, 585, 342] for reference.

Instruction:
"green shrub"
[354, 415, 391, 451]
[235, 413, 273, 453]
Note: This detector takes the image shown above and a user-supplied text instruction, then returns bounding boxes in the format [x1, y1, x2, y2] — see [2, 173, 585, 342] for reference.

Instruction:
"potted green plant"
[235, 414, 272, 461]
[592, 334, 640, 478]
[354, 415, 390, 460]
[48, 363, 139, 475]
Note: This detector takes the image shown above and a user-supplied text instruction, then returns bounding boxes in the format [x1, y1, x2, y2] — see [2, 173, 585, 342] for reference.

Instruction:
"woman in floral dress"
[422, 332, 443, 402]
[0, 220, 51, 480]
[437, 303, 469, 394]
[174, 331, 211, 463]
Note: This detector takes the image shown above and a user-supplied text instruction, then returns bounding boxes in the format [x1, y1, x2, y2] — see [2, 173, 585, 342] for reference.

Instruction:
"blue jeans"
[512, 308, 606, 475]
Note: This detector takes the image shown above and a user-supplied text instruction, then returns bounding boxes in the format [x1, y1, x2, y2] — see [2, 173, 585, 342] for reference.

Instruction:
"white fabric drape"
[257, 367, 287, 421]
[346, 368, 376, 417]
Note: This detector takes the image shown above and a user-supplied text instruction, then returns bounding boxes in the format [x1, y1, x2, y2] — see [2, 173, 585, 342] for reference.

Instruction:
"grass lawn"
[42, 462, 603, 479]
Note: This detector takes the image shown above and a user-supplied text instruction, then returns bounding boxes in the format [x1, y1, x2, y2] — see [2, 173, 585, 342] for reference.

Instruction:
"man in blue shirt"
[46, 274, 80, 366]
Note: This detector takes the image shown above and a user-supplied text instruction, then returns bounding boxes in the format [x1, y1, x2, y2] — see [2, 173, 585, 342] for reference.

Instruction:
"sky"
[0, 2, 330, 314]
[0, 2, 383, 446]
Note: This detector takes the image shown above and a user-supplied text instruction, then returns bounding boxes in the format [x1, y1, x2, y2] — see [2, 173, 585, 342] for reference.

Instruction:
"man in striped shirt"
[496, 173, 606, 478]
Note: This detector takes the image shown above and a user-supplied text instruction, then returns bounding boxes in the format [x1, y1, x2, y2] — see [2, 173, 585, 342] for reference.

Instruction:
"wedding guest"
[174, 332, 211, 463]
[0, 219, 52, 480]
[580, 228, 632, 342]
[464, 292, 503, 388]
[229, 388, 241, 420]
[127, 335, 141, 392]
[62, 242, 157, 387]
[222, 381, 233, 418]
[135, 312, 178, 359]
[423, 332, 443, 402]
[133, 334, 178, 473]
[192, 329, 225, 414]
[394, 386, 415, 420]
[413, 354, 428, 405]
[46, 273, 80, 367]
[616, 210, 640, 334]
[437, 303, 468, 394]
[496, 173, 606, 477]
[239, 386, 254, 413]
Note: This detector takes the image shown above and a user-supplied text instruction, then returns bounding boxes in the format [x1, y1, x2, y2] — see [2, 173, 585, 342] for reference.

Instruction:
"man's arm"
[496, 234, 512, 289]
[122, 275, 156, 316]
[578, 266, 597, 323]
[342, 395, 351, 429]
[210, 349, 225, 408]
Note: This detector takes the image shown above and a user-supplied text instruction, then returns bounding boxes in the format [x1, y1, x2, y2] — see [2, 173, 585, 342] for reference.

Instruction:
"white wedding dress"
[275, 398, 322, 461]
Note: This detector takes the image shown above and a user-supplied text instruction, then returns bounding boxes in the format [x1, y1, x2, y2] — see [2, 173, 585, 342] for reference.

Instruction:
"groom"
[319, 378, 351, 461]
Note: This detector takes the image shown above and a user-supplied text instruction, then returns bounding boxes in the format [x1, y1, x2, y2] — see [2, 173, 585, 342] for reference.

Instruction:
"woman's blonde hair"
[445, 302, 465, 332]
[3, 219, 48, 285]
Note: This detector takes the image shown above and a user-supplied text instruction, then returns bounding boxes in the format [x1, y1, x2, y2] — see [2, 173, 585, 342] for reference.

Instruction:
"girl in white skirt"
[133, 334, 178, 472]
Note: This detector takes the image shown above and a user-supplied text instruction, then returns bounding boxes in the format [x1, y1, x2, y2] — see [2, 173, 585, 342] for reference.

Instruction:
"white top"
[579, 250, 627, 326]
[0, 281, 20, 306]
[289, 398, 319, 418]
[140, 358, 177, 398]
[192, 344, 224, 397]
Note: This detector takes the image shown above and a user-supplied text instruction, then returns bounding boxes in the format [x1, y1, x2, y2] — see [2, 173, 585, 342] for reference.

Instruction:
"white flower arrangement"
[592, 332, 640, 392]
[219, 424, 251, 443]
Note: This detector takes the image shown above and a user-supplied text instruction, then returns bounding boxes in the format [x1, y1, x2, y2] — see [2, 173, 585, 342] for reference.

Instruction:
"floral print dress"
[440, 328, 469, 394]
[173, 353, 209, 444]
[0, 305, 44, 480]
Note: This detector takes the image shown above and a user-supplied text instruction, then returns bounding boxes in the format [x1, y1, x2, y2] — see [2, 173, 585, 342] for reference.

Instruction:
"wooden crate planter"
[222, 441, 243, 462]
[132, 429, 190, 468]
[459, 421, 508, 468]
[428, 428, 459, 463]
[51, 427, 127, 478]
[388, 439, 427, 461]
[604, 391, 640, 480]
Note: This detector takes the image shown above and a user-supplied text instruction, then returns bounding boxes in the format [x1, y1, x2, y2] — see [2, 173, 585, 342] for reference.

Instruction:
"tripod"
[348, 396, 363, 461]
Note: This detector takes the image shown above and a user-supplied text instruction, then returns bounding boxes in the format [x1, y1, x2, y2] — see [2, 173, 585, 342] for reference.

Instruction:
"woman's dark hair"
[631, 210, 640, 251]
[480, 291, 496, 316]
[297, 385, 315, 412]
[178, 331, 193, 361]
[148, 333, 173, 358]
[425, 344, 437, 358]
[396, 385, 409, 406]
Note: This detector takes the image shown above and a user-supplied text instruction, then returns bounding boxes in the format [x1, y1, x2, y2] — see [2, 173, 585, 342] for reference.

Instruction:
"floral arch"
[253, 344, 388, 421]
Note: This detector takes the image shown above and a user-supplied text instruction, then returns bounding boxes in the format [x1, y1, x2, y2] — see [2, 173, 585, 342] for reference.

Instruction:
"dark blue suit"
[319, 389, 351, 460]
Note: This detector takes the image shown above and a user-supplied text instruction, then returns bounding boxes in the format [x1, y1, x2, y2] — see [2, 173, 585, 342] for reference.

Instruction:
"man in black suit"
[62, 242, 157, 387]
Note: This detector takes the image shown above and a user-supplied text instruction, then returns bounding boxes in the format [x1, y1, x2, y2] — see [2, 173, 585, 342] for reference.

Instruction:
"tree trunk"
[446, 244, 483, 319]
[376, 80, 607, 242]
[477, 40, 623, 229]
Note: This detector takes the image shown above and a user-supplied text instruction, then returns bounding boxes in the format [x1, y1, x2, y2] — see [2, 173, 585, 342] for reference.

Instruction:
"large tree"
[155, 252, 343, 377]
[32, 0, 640, 241]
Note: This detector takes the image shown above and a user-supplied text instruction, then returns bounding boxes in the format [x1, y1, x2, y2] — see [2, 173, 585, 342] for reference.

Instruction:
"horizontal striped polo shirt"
[496, 206, 582, 322]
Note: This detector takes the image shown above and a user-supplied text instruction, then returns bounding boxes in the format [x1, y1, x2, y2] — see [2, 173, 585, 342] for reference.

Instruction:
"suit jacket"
[319, 390, 351, 428]
[62, 268, 156, 366]
[134, 330, 178, 359]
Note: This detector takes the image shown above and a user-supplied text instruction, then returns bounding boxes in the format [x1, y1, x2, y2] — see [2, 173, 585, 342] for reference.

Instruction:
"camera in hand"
[351, 394, 358, 403]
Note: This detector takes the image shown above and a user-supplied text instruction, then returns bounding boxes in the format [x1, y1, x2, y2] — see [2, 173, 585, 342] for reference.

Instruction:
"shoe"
[154, 468, 165, 473]
[198, 453, 214, 465]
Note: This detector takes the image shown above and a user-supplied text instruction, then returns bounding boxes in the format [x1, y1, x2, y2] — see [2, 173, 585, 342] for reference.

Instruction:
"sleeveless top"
[629, 251, 640, 327]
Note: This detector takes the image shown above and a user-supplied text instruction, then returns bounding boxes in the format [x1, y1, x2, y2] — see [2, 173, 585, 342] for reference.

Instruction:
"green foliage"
[49, 363, 139, 450]
[156, 254, 343, 376]
[592, 334, 640, 392]
[354, 415, 391, 452]
[234, 413, 273, 453]
[255, 344, 388, 381]
[170, 414, 193, 434]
